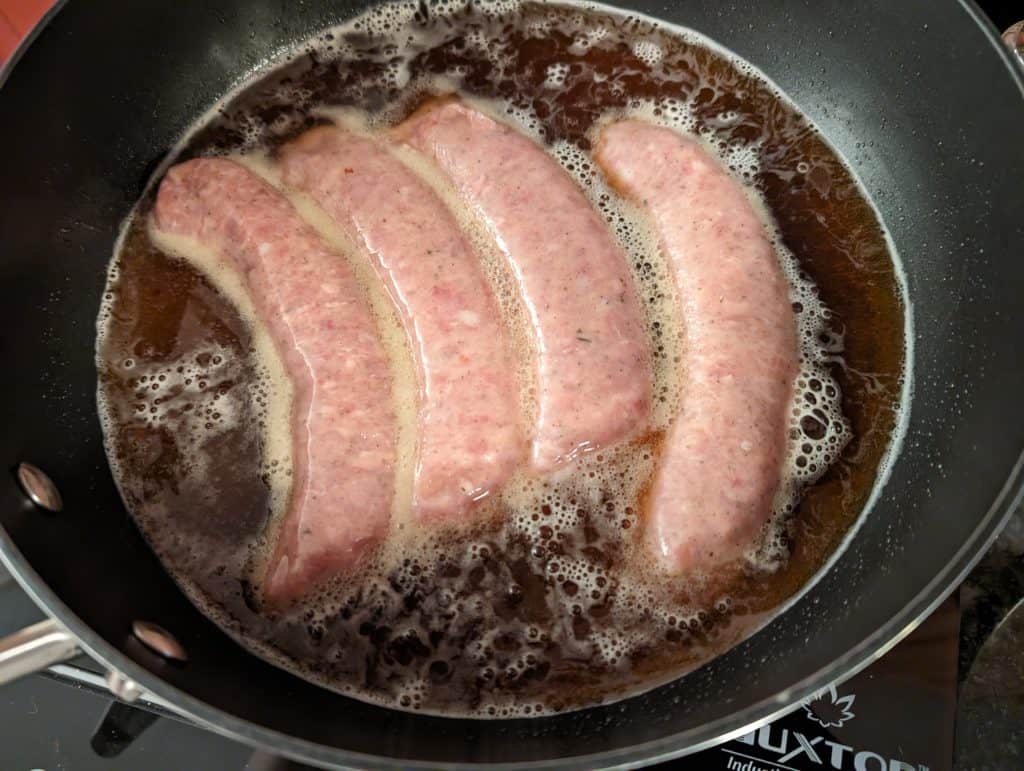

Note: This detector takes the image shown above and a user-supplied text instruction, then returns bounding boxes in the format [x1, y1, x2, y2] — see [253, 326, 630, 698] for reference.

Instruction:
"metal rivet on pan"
[132, 621, 188, 662]
[16, 463, 63, 512]
[105, 670, 142, 703]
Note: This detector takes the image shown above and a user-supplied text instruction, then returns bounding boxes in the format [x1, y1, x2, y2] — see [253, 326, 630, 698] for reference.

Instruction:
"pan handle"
[0, 618, 80, 685]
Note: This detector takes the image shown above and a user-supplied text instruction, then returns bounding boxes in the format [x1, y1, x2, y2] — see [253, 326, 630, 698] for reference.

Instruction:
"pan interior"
[95, 0, 905, 719]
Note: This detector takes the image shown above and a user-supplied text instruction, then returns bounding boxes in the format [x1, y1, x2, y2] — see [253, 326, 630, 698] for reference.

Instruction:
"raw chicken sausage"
[153, 158, 396, 603]
[594, 120, 799, 572]
[397, 101, 651, 472]
[279, 126, 523, 521]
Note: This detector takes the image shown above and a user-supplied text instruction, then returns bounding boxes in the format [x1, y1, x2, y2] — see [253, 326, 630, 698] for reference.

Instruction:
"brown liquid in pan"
[96, 2, 905, 716]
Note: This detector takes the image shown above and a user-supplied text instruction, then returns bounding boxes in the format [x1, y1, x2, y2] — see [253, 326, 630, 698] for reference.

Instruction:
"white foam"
[631, 39, 664, 67]
[543, 62, 571, 89]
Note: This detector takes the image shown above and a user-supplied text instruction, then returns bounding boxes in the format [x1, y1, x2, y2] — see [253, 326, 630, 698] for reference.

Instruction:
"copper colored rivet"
[132, 621, 188, 662]
[16, 463, 63, 512]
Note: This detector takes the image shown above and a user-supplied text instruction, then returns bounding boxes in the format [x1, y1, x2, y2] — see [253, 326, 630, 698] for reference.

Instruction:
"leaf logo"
[802, 685, 856, 728]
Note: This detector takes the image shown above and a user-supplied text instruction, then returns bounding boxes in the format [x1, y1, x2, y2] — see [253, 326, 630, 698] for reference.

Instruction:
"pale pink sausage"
[594, 120, 799, 573]
[396, 101, 651, 472]
[279, 127, 523, 521]
[152, 158, 395, 603]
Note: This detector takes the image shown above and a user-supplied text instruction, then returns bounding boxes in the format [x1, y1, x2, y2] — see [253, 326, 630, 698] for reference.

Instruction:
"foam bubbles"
[631, 39, 664, 67]
[543, 62, 571, 89]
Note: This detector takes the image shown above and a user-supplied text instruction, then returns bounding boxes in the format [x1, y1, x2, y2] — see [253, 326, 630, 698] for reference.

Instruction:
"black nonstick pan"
[0, 0, 1022, 768]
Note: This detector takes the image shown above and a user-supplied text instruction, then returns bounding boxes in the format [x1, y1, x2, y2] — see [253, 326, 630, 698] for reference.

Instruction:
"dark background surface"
[977, 0, 1020, 30]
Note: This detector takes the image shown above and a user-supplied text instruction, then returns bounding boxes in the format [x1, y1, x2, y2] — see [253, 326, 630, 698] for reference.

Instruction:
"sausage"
[594, 120, 799, 572]
[152, 157, 396, 603]
[396, 100, 651, 472]
[279, 126, 523, 521]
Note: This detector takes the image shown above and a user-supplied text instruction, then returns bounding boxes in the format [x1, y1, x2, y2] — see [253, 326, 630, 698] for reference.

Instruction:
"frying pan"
[0, 0, 1022, 768]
